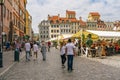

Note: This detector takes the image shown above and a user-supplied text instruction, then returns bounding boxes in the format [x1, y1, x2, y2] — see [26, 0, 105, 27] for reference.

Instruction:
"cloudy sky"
[26, 0, 120, 33]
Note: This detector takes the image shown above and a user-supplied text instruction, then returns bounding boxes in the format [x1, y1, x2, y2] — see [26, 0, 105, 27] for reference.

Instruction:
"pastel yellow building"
[88, 12, 100, 22]
[25, 10, 32, 39]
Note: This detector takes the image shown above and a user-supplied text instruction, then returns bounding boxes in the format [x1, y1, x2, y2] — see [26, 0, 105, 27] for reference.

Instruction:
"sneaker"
[68, 70, 72, 73]
[71, 68, 74, 70]
[43, 59, 46, 61]
[62, 65, 65, 68]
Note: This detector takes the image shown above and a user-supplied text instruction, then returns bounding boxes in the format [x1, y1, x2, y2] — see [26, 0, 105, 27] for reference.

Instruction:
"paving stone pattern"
[0, 47, 120, 80]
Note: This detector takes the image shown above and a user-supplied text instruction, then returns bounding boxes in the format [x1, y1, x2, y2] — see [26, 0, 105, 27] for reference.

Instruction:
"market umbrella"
[72, 30, 99, 40]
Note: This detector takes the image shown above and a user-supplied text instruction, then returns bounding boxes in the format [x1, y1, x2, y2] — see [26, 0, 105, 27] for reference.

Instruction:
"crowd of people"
[77, 39, 120, 58]
[59, 38, 120, 72]
[3, 38, 120, 73]
[7, 40, 49, 61]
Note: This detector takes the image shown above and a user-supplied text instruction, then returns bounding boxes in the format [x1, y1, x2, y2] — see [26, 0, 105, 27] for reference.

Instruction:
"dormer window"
[62, 20, 64, 23]
[56, 20, 59, 23]
[50, 20, 53, 23]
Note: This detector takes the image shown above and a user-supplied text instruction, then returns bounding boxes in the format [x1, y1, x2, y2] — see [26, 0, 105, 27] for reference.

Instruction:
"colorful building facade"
[0, 0, 32, 43]
[39, 10, 86, 41]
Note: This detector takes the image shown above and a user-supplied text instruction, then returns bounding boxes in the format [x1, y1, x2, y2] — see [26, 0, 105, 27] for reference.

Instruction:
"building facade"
[0, 0, 32, 43]
[39, 20, 50, 41]
[0, 0, 13, 44]
[38, 10, 86, 41]
[87, 12, 114, 31]
[25, 10, 32, 39]
[38, 10, 119, 41]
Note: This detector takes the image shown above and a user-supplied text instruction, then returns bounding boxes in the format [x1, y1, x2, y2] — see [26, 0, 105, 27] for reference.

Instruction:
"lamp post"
[0, 0, 4, 68]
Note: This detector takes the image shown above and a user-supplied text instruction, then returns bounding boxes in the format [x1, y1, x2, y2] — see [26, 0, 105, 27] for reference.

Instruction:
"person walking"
[65, 39, 76, 72]
[14, 40, 21, 62]
[60, 42, 66, 68]
[30, 41, 33, 56]
[25, 40, 31, 61]
[47, 41, 51, 52]
[41, 41, 47, 61]
[33, 41, 39, 60]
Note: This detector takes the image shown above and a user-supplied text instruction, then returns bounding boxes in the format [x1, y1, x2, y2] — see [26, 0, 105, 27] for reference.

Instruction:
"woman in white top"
[60, 42, 66, 68]
[33, 41, 39, 60]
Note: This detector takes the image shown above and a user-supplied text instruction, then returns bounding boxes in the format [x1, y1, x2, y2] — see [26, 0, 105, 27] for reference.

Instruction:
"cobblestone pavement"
[0, 50, 25, 76]
[0, 47, 120, 80]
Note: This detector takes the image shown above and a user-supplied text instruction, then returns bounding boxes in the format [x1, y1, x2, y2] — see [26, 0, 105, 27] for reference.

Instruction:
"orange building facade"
[0, 0, 31, 44]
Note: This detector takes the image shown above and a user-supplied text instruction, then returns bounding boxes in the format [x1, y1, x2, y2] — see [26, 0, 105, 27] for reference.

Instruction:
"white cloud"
[26, 0, 120, 33]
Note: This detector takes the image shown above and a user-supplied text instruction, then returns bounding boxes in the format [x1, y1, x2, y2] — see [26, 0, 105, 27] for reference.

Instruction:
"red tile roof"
[89, 12, 100, 16]
[79, 20, 86, 26]
[66, 10, 76, 14]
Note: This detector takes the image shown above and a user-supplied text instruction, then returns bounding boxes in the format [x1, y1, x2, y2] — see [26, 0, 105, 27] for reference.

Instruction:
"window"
[51, 30, 53, 33]
[47, 35, 48, 38]
[56, 20, 59, 23]
[69, 30, 70, 32]
[62, 20, 64, 23]
[57, 30, 59, 33]
[66, 20, 69, 23]
[10, 12, 12, 20]
[51, 35, 53, 38]
[50, 20, 53, 23]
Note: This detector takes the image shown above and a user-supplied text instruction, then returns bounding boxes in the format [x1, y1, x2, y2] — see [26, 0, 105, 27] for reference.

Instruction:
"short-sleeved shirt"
[66, 43, 75, 55]
[33, 44, 39, 52]
[60, 46, 66, 55]
[25, 43, 31, 51]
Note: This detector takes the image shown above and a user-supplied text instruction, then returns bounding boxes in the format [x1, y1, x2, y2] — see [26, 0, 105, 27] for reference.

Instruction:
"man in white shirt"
[65, 39, 76, 72]
[25, 40, 31, 61]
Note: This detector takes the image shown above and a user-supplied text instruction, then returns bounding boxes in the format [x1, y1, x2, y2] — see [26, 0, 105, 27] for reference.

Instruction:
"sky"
[26, 0, 120, 33]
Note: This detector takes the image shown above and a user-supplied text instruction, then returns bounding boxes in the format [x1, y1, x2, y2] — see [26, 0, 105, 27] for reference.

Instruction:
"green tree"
[86, 34, 93, 47]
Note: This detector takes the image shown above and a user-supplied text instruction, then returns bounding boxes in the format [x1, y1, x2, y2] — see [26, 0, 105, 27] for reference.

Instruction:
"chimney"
[79, 16, 82, 20]
[58, 14, 60, 17]
[48, 14, 50, 20]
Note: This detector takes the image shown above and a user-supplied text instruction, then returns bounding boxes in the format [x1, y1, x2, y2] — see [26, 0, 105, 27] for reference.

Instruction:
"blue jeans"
[26, 51, 30, 61]
[42, 52, 46, 60]
[67, 55, 73, 71]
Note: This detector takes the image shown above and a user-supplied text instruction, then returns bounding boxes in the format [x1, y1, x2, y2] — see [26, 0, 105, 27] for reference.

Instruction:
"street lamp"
[2, 32, 6, 46]
[0, 0, 5, 68]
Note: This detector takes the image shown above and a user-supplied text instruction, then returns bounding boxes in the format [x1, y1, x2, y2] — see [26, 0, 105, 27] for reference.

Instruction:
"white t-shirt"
[33, 44, 39, 52]
[66, 43, 75, 55]
[25, 42, 31, 51]
[60, 46, 66, 55]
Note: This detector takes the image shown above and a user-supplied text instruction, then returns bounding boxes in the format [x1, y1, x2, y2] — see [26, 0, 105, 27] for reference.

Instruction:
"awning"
[72, 30, 99, 40]
[87, 30, 120, 38]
